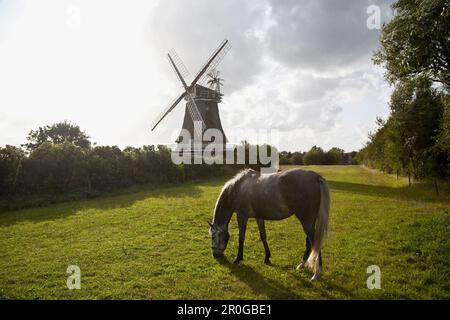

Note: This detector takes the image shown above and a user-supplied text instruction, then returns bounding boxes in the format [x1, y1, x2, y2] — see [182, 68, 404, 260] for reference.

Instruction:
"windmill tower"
[151, 39, 231, 151]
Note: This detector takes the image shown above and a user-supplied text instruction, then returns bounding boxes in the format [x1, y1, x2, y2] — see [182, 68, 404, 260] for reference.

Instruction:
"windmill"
[151, 39, 231, 150]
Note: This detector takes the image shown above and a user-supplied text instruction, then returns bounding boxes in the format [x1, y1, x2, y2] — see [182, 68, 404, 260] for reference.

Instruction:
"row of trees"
[280, 147, 357, 165]
[0, 122, 237, 210]
[1, 120, 359, 210]
[357, 0, 450, 193]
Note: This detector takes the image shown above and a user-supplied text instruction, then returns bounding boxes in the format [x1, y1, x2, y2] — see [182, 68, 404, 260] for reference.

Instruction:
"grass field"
[0, 165, 449, 299]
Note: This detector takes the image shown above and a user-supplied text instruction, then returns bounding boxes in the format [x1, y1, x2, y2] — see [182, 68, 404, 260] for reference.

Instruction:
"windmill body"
[176, 84, 227, 147]
[151, 39, 231, 152]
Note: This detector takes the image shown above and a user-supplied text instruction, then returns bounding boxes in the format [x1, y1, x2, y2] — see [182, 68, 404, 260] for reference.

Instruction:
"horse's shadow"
[217, 257, 304, 299]
[218, 257, 355, 299]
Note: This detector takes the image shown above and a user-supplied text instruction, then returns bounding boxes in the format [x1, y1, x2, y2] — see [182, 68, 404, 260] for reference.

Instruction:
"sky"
[0, 0, 395, 152]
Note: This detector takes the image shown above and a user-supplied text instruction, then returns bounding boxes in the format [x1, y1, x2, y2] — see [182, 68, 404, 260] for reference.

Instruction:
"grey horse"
[208, 168, 330, 280]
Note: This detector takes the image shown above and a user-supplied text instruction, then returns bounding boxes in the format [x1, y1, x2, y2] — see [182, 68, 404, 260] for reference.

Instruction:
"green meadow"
[0, 165, 449, 299]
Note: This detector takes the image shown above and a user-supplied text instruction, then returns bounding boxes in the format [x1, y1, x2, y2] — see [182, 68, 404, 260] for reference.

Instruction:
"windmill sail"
[151, 92, 186, 131]
[191, 39, 231, 87]
[166, 52, 205, 136]
[168, 49, 190, 82]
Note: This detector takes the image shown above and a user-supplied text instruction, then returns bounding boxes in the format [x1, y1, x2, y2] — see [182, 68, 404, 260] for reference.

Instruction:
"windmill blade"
[167, 51, 206, 137]
[151, 91, 187, 131]
[167, 52, 189, 89]
[191, 39, 231, 87]
[168, 49, 190, 82]
[185, 92, 205, 139]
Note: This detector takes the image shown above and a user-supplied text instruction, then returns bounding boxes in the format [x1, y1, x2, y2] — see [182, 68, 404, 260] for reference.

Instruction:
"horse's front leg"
[256, 219, 271, 264]
[234, 213, 248, 264]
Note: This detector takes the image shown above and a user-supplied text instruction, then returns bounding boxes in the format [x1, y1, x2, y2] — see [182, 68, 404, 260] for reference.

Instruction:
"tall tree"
[23, 121, 91, 151]
[390, 77, 443, 177]
[374, 0, 450, 87]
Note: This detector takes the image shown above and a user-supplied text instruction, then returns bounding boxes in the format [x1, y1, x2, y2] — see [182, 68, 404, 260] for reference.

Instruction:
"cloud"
[145, 0, 272, 93]
[266, 0, 393, 74]
[0, 0, 394, 152]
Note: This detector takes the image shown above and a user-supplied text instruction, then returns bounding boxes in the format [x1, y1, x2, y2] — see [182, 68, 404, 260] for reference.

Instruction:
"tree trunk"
[86, 174, 92, 192]
[434, 178, 439, 196]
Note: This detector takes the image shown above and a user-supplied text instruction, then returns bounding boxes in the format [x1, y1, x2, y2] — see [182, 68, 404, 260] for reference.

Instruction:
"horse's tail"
[305, 177, 330, 272]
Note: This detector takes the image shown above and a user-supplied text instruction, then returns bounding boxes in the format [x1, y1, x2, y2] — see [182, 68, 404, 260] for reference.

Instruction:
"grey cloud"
[286, 72, 340, 103]
[146, 0, 270, 93]
[146, 0, 393, 93]
[227, 87, 343, 134]
[266, 0, 393, 73]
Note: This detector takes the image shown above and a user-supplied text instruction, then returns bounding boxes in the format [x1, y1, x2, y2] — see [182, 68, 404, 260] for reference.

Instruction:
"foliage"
[0, 145, 26, 194]
[358, 78, 449, 187]
[374, 0, 450, 87]
[1, 123, 240, 210]
[23, 121, 91, 151]
[295, 146, 354, 166]
[1, 126, 288, 210]
[363, 0, 450, 192]
[436, 95, 450, 165]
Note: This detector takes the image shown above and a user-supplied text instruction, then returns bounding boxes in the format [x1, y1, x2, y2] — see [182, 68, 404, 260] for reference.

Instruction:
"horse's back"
[235, 168, 322, 221]
[279, 168, 322, 187]
[278, 168, 322, 221]
[246, 172, 291, 220]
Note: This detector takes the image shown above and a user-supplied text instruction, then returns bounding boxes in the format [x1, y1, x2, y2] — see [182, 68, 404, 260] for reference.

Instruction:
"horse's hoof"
[310, 273, 321, 281]
[296, 262, 305, 270]
[233, 258, 242, 264]
[264, 258, 271, 265]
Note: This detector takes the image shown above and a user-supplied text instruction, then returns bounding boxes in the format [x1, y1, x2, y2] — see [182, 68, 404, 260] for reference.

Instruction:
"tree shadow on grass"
[0, 181, 209, 227]
[327, 180, 450, 205]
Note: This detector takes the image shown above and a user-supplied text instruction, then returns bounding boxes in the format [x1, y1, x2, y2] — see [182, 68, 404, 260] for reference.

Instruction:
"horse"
[208, 168, 330, 281]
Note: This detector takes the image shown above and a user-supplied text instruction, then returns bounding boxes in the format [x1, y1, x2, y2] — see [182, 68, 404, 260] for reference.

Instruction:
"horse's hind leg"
[299, 230, 324, 281]
[296, 237, 312, 269]
[256, 219, 271, 264]
[295, 219, 323, 280]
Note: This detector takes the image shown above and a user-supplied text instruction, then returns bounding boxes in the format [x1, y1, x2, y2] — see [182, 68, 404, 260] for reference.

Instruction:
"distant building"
[341, 152, 355, 165]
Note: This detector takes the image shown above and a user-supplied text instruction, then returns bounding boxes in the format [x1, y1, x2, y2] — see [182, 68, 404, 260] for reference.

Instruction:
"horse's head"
[208, 221, 229, 258]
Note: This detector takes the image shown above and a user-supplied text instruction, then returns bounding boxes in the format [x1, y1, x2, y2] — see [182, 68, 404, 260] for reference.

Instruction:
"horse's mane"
[226, 168, 257, 190]
[212, 169, 258, 224]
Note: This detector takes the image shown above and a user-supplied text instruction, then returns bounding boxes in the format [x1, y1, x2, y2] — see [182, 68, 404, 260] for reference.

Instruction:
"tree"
[23, 121, 91, 151]
[436, 95, 450, 168]
[390, 77, 444, 179]
[291, 152, 304, 165]
[303, 146, 325, 165]
[425, 145, 448, 195]
[279, 151, 292, 165]
[374, 0, 450, 87]
[325, 147, 343, 165]
[358, 77, 449, 188]
[0, 145, 26, 195]
[26, 142, 87, 193]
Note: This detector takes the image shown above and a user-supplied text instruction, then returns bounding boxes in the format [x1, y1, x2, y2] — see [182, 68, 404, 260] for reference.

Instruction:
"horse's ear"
[208, 221, 214, 228]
